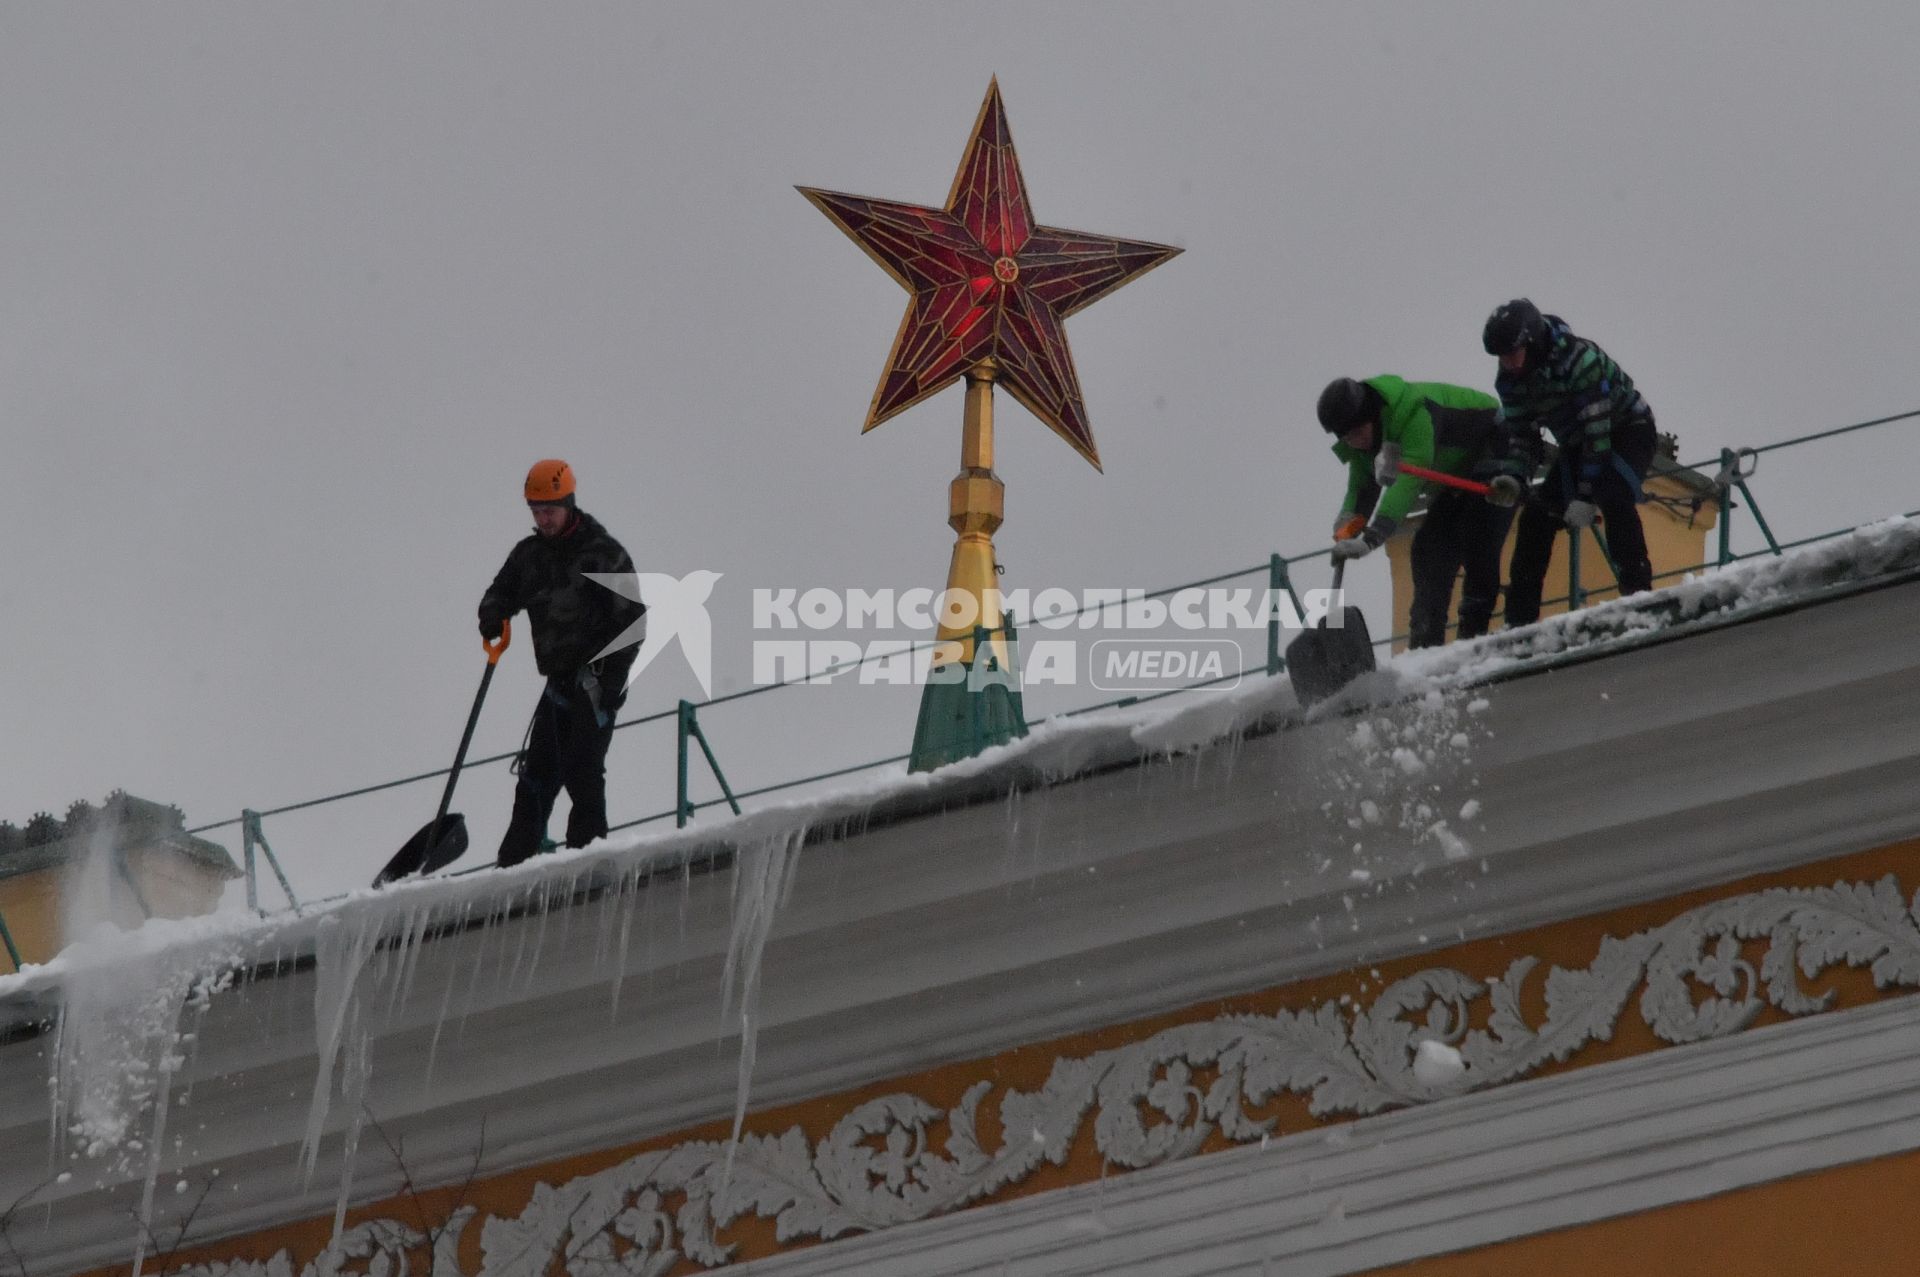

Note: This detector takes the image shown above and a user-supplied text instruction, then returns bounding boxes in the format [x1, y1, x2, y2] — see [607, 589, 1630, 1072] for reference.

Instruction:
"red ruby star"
[799, 79, 1180, 471]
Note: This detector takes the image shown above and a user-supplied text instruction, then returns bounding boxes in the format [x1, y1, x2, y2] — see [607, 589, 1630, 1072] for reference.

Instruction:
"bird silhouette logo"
[585, 569, 723, 698]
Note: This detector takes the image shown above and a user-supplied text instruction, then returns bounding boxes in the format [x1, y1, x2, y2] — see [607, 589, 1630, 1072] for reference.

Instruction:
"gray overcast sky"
[4, 2, 1917, 901]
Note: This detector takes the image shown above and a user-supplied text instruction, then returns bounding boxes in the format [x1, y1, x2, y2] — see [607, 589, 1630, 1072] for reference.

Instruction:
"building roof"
[1, 522, 1917, 1277]
[0, 792, 238, 882]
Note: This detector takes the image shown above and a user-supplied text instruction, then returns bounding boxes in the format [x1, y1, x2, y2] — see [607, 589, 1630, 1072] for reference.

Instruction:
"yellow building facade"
[0, 793, 238, 971]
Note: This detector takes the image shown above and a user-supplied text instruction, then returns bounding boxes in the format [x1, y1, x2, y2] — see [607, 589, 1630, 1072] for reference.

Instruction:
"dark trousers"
[497, 675, 622, 867]
[1408, 490, 1519, 648]
[1504, 420, 1658, 628]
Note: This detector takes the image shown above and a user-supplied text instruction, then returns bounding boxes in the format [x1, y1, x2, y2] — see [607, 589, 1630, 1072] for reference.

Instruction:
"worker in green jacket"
[1316, 375, 1522, 648]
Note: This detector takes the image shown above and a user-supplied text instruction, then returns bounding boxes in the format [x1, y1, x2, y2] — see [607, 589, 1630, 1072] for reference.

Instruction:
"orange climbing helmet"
[524, 459, 576, 506]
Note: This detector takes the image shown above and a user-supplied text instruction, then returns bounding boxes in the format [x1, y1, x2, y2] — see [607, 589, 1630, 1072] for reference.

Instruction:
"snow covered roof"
[0, 517, 1916, 1277]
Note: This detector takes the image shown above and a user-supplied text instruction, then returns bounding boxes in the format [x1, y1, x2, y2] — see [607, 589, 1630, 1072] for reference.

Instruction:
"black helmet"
[1316, 377, 1374, 433]
[1483, 298, 1545, 356]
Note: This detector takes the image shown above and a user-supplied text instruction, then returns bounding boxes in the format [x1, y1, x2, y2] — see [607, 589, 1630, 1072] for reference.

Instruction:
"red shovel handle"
[1399, 461, 1490, 495]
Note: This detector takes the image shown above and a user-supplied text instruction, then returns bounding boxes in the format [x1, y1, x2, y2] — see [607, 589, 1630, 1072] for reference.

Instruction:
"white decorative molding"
[174, 873, 1920, 1276]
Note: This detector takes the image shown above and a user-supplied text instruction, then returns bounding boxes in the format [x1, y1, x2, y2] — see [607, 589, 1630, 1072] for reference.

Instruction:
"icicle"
[609, 878, 638, 1023]
[505, 887, 533, 990]
[423, 961, 458, 1089]
[591, 878, 616, 970]
[677, 860, 693, 958]
[128, 1024, 185, 1277]
[520, 881, 553, 989]
[389, 904, 433, 1020]
[330, 1008, 373, 1246]
[719, 826, 806, 1186]
[553, 870, 581, 955]
[300, 913, 382, 1185]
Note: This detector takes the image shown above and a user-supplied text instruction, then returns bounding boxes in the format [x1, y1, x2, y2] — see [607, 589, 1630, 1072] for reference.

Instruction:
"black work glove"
[478, 609, 508, 642]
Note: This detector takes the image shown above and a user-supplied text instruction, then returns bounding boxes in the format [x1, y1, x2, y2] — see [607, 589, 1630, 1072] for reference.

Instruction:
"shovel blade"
[374, 813, 470, 887]
[1285, 606, 1377, 709]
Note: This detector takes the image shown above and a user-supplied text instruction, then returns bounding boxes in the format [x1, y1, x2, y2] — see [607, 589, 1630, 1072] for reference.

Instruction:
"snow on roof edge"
[3, 514, 1916, 1014]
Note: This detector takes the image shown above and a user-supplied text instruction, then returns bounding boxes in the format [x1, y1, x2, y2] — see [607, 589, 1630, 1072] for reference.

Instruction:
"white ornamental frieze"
[173, 873, 1920, 1275]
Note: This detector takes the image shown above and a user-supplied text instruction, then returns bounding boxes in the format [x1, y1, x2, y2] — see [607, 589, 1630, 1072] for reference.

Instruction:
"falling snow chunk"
[1459, 799, 1482, 821]
[1467, 698, 1491, 715]
[1428, 820, 1471, 861]
[1359, 800, 1382, 825]
[1390, 748, 1426, 776]
[1448, 732, 1470, 749]
[1413, 1039, 1468, 1086]
[1349, 869, 1372, 883]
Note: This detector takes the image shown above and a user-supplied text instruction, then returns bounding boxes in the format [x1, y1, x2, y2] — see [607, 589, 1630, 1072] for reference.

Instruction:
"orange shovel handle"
[483, 619, 512, 666]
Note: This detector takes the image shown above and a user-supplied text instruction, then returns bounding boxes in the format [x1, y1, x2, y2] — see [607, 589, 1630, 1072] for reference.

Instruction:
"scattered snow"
[1412, 1038, 1467, 1086]
[1427, 821, 1471, 862]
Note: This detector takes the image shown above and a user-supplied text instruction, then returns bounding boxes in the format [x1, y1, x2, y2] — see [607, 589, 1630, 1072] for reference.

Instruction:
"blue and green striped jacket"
[1494, 316, 1649, 491]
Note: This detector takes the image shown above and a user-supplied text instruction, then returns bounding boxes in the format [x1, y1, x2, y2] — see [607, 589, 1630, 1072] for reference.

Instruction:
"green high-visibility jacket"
[1331, 375, 1502, 536]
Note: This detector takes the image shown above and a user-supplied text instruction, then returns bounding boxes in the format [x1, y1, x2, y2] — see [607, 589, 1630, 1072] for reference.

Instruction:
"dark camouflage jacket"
[1494, 315, 1651, 475]
[478, 511, 646, 680]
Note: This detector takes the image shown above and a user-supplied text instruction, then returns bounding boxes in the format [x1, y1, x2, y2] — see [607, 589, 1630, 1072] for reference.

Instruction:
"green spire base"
[908, 657, 1028, 773]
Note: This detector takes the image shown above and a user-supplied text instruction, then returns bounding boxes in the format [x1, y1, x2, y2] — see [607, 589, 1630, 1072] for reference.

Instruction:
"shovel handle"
[484, 619, 512, 665]
[1399, 461, 1491, 495]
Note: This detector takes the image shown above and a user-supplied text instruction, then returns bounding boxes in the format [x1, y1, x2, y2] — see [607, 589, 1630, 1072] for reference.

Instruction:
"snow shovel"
[1285, 555, 1376, 710]
[374, 622, 511, 887]
[1399, 461, 1524, 507]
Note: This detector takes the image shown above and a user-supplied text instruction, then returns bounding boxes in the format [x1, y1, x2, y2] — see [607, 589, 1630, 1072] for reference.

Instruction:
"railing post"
[241, 810, 259, 914]
[678, 700, 742, 829]
[1003, 611, 1023, 683]
[1588, 524, 1619, 593]
[970, 624, 990, 740]
[1716, 448, 1737, 566]
[1567, 526, 1586, 612]
[0, 906, 21, 972]
[1266, 554, 1286, 675]
[1736, 479, 1783, 555]
[676, 701, 694, 828]
[241, 810, 301, 915]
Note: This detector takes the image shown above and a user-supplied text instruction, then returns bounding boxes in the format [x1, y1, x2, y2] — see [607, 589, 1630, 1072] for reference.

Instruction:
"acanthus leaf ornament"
[176, 875, 1920, 1276]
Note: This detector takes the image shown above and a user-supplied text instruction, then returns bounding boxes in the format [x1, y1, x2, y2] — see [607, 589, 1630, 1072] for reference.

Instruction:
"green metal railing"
[0, 908, 21, 972]
[175, 408, 1918, 920]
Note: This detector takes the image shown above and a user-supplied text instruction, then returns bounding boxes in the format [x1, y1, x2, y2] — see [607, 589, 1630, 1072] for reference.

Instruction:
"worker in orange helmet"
[477, 460, 646, 866]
